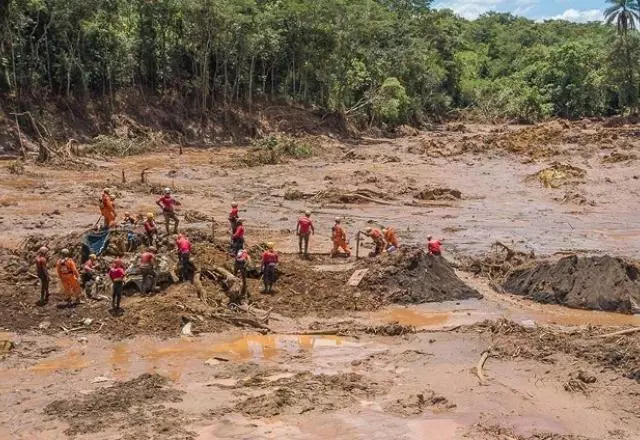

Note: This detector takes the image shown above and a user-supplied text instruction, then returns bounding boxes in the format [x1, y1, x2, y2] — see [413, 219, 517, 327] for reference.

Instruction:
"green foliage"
[0, 0, 637, 123]
[84, 133, 166, 157]
[243, 135, 315, 166]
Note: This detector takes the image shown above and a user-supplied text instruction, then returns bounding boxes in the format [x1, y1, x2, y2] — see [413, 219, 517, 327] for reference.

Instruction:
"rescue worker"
[427, 235, 443, 256]
[261, 242, 279, 294]
[382, 227, 399, 252]
[143, 212, 158, 246]
[156, 188, 181, 235]
[108, 260, 126, 312]
[229, 202, 240, 234]
[35, 246, 50, 305]
[56, 249, 81, 304]
[176, 233, 192, 282]
[296, 210, 314, 257]
[331, 218, 351, 257]
[231, 218, 245, 255]
[82, 254, 98, 299]
[234, 248, 251, 299]
[121, 213, 138, 252]
[139, 246, 157, 295]
[99, 188, 116, 229]
[365, 227, 385, 257]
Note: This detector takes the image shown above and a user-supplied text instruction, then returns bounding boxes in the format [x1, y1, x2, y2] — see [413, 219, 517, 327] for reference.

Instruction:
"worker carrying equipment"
[261, 242, 279, 294]
[382, 227, 399, 252]
[365, 227, 385, 257]
[427, 235, 443, 256]
[35, 246, 50, 305]
[229, 202, 240, 234]
[331, 218, 351, 257]
[99, 188, 116, 229]
[156, 188, 181, 235]
[56, 248, 81, 304]
[296, 210, 314, 257]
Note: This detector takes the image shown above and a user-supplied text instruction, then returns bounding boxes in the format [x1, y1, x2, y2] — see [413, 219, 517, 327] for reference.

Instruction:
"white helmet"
[164, 187, 171, 194]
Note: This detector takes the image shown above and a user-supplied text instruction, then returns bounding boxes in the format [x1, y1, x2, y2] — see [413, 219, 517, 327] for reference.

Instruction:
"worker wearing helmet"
[35, 246, 50, 305]
[261, 242, 279, 294]
[143, 212, 158, 246]
[99, 188, 116, 229]
[234, 248, 251, 300]
[82, 254, 98, 299]
[156, 188, 181, 235]
[331, 218, 351, 258]
[296, 210, 314, 258]
[365, 227, 385, 257]
[56, 248, 81, 304]
[229, 202, 240, 234]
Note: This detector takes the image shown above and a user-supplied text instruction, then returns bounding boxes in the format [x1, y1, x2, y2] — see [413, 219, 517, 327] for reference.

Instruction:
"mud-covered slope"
[360, 248, 482, 304]
[503, 255, 640, 313]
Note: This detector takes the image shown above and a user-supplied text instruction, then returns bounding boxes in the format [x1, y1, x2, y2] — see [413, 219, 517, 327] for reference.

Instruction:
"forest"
[0, 0, 638, 126]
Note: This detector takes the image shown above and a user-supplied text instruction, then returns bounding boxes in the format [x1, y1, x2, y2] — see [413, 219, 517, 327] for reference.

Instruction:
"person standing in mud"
[229, 202, 240, 234]
[156, 188, 181, 236]
[331, 218, 351, 257]
[35, 246, 50, 305]
[234, 248, 251, 299]
[139, 246, 157, 295]
[261, 242, 279, 294]
[82, 254, 98, 299]
[296, 210, 314, 258]
[56, 249, 81, 305]
[108, 260, 126, 313]
[365, 227, 385, 257]
[99, 188, 116, 229]
[176, 233, 193, 282]
[143, 212, 158, 246]
[231, 218, 245, 255]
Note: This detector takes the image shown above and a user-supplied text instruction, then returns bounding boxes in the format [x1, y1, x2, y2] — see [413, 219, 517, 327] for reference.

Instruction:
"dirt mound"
[503, 255, 640, 313]
[528, 162, 586, 188]
[44, 373, 188, 437]
[230, 371, 383, 417]
[384, 390, 456, 416]
[360, 248, 481, 304]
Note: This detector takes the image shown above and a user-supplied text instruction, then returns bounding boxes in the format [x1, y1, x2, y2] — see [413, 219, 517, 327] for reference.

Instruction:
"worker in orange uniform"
[231, 218, 245, 255]
[82, 253, 98, 299]
[331, 218, 351, 257]
[99, 188, 116, 229]
[427, 235, 443, 256]
[382, 227, 399, 252]
[156, 188, 181, 235]
[35, 246, 50, 305]
[261, 242, 279, 294]
[229, 202, 240, 234]
[143, 212, 158, 246]
[365, 227, 385, 257]
[56, 248, 81, 304]
[235, 248, 251, 299]
[139, 246, 157, 295]
[296, 210, 314, 258]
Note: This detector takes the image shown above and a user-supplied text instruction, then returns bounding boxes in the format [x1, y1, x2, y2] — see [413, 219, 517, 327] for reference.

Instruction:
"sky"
[433, 0, 607, 22]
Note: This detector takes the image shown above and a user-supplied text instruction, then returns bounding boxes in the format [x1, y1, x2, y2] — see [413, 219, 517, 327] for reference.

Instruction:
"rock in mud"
[360, 248, 481, 304]
[503, 255, 640, 313]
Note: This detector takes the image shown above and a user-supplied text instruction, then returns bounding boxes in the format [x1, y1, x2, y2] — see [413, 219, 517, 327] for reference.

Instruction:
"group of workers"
[35, 188, 443, 313]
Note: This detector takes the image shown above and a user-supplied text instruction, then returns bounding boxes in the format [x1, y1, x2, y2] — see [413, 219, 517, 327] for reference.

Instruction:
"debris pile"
[459, 241, 535, 281]
[360, 247, 481, 304]
[414, 186, 462, 201]
[528, 162, 587, 188]
[503, 255, 640, 313]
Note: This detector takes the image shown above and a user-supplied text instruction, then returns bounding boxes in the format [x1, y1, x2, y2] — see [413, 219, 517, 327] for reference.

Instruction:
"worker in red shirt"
[427, 236, 443, 256]
[296, 210, 314, 258]
[365, 227, 385, 257]
[82, 254, 98, 299]
[35, 246, 50, 305]
[176, 233, 193, 282]
[261, 242, 279, 294]
[231, 218, 245, 255]
[144, 212, 158, 246]
[109, 261, 126, 313]
[156, 188, 181, 235]
[234, 248, 251, 299]
[229, 202, 240, 234]
[139, 246, 157, 295]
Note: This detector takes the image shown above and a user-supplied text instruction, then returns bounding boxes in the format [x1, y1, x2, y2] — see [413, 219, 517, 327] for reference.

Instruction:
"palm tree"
[604, 0, 640, 111]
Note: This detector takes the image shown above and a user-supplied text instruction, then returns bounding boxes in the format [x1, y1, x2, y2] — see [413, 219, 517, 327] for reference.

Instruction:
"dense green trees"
[0, 0, 638, 126]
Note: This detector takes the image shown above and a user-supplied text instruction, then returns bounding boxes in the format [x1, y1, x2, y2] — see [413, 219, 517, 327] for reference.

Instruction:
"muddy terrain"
[1, 120, 640, 439]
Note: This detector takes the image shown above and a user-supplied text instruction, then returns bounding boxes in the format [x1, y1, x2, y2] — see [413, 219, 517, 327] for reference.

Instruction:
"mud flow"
[1, 120, 640, 439]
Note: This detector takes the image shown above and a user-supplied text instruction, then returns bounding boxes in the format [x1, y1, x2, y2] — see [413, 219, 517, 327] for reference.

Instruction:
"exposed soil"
[384, 389, 456, 416]
[504, 255, 640, 313]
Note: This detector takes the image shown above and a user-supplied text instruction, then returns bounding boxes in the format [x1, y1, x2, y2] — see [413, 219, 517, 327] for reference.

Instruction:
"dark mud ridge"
[361, 248, 482, 304]
[504, 255, 640, 313]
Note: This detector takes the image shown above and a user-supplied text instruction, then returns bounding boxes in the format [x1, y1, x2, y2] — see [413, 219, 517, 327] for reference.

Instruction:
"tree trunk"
[248, 55, 255, 107]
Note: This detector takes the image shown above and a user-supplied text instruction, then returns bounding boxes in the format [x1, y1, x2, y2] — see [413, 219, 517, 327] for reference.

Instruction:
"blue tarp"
[81, 229, 110, 261]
